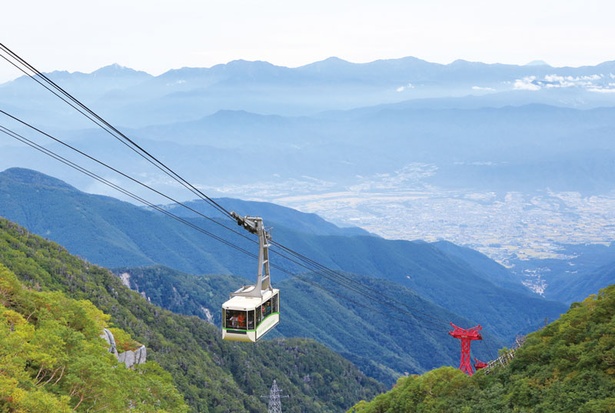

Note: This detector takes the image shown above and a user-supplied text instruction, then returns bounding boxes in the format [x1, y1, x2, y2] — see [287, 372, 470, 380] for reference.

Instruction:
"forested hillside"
[0, 218, 384, 412]
[115, 264, 493, 385]
[0, 263, 188, 412]
[349, 284, 615, 412]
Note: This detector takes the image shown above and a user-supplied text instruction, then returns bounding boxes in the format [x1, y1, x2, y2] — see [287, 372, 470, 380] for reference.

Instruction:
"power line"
[0, 45, 452, 331]
[0, 116, 448, 333]
[0, 42, 234, 220]
[0, 122, 258, 260]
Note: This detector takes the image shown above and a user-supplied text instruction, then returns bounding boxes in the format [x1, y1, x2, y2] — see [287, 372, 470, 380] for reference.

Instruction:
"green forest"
[114, 264, 473, 386]
[0, 167, 571, 388]
[0, 217, 383, 412]
[0, 263, 188, 412]
[349, 284, 615, 412]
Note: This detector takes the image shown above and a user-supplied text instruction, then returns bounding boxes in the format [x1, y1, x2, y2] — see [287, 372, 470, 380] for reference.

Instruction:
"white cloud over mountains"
[514, 73, 615, 92]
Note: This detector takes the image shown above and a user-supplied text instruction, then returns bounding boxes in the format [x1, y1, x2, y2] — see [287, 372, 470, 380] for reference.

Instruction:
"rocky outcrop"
[101, 328, 147, 368]
[118, 345, 147, 367]
[101, 328, 118, 356]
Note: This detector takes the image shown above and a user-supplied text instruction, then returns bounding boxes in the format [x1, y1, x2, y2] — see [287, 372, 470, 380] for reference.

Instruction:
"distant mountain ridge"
[2, 53, 614, 309]
[0, 167, 571, 385]
[2, 56, 615, 129]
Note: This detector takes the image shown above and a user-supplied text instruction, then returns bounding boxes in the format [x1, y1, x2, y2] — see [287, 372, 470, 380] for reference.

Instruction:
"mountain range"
[2, 56, 615, 285]
[0, 167, 580, 386]
[3, 57, 615, 125]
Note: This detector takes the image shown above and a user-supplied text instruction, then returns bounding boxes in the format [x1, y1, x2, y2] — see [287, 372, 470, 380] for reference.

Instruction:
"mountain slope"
[0, 168, 567, 347]
[0, 167, 248, 274]
[551, 259, 615, 304]
[269, 230, 567, 342]
[0, 217, 385, 412]
[351, 284, 615, 412]
[114, 264, 497, 385]
[508, 242, 615, 303]
[431, 240, 528, 293]
[0, 263, 188, 412]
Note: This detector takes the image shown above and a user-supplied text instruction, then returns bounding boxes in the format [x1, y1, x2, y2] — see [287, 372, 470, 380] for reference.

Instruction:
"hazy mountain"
[2, 56, 615, 129]
[5, 102, 615, 208]
[2, 55, 614, 311]
[0, 168, 568, 354]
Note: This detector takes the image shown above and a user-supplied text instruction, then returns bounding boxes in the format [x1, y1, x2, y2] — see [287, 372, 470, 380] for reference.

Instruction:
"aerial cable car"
[222, 212, 280, 342]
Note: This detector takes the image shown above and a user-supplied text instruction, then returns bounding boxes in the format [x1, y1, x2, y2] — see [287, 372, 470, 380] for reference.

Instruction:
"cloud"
[588, 84, 615, 93]
[513, 73, 614, 92]
[514, 76, 541, 91]
[396, 83, 415, 92]
[542, 74, 601, 88]
[472, 86, 496, 91]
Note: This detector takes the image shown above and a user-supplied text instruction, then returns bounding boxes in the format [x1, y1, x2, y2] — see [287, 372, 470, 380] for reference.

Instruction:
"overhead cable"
[0, 43, 233, 220]
[0, 45, 450, 330]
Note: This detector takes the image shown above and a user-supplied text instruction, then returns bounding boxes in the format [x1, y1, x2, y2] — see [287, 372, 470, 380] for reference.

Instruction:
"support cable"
[0, 43, 233, 220]
[0, 46, 450, 330]
[0, 109, 252, 240]
[0, 126, 257, 260]
[0, 116, 446, 330]
[0, 114, 442, 330]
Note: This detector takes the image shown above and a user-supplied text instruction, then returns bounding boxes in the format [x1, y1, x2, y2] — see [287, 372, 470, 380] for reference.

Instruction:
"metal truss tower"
[449, 322, 483, 376]
[267, 379, 283, 413]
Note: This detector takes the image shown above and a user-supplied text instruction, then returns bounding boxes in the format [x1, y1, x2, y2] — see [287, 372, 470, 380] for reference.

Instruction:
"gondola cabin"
[222, 288, 280, 342]
[222, 213, 280, 342]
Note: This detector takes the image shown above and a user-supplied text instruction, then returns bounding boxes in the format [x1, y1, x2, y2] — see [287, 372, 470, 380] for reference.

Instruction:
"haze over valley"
[2, 56, 615, 296]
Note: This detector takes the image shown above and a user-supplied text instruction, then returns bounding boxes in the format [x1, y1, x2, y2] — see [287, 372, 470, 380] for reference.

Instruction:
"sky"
[1, 0, 614, 83]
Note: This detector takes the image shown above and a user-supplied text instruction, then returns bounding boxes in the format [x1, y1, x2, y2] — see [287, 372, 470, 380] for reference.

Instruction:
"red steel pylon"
[449, 322, 483, 376]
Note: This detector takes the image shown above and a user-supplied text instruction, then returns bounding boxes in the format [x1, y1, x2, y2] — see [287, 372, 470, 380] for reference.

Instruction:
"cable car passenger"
[237, 312, 246, 329]
[228, 312, 238, 328]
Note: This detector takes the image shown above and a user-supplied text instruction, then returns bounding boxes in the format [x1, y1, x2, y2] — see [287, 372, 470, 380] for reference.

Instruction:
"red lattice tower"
[449, 322, 483, 376]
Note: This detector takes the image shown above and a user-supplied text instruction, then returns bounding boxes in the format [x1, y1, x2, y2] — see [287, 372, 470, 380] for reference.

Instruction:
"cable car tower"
[222, 213, 280, 342]
[449, 322, 482, 376]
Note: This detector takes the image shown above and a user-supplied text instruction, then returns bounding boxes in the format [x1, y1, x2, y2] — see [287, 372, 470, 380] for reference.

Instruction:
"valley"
[275, 186, 615, 263]
[4, 59, 615, 304]
[193, 167, 615, 294]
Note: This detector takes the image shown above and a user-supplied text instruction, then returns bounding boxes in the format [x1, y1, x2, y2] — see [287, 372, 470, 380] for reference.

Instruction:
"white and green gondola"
[222, 213, 280, 342]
